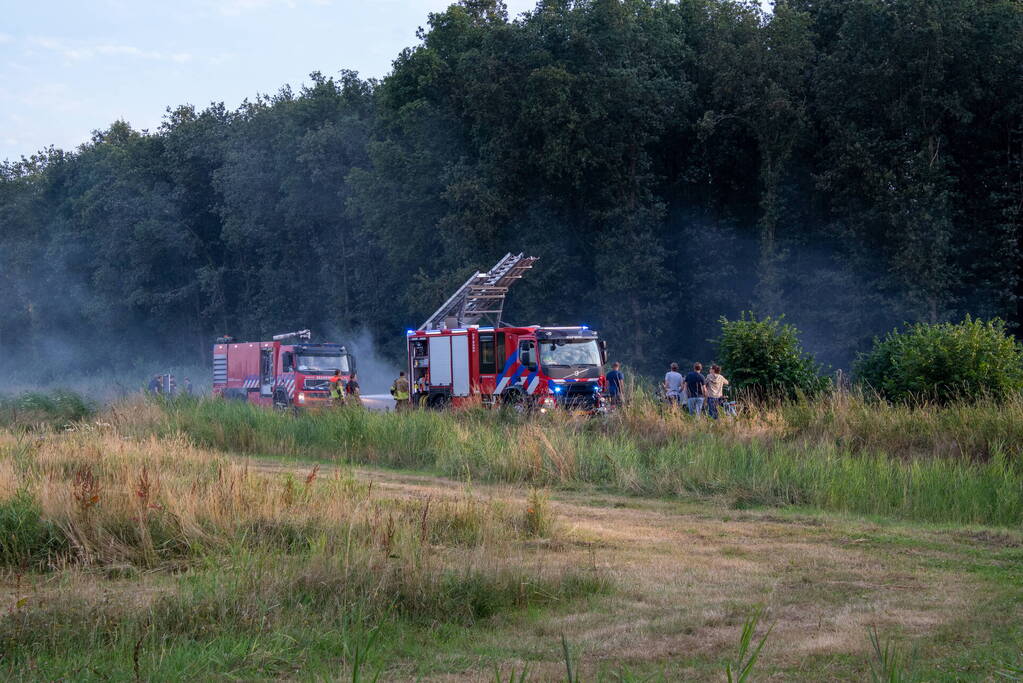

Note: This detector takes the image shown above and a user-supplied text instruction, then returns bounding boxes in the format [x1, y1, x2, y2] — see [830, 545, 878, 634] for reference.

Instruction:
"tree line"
[2, 0, 1021, 383]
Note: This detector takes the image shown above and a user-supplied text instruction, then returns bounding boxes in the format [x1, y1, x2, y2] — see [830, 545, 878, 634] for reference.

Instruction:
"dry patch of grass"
[269, 462, 1019, 680]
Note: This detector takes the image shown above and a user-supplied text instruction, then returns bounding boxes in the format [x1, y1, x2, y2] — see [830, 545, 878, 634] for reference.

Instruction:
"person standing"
[147, 375, 162, 395]
[684, 363, 707, 416]
[329, 370, 347, 407]
[664, 363, 684, 407]
[391, 371, 410, 412]
[606, 362, 624, 407]
[705, 364, 729, 419]
[182, 377, 193, 395]
[345, 372, 363, 407]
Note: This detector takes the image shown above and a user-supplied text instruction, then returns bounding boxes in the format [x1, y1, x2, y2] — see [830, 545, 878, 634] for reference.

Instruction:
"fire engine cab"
[212, 329, 355, 410]
[406, 254, 608, 412]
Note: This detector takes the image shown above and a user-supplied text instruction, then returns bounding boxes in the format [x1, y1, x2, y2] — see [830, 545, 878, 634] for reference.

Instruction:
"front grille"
[561, 385, 599, 410]
[304, 379, 330, 391]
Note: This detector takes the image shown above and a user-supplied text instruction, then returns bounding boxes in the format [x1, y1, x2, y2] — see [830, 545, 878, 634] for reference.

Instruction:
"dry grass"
[1, 400, 1021, 679]
[0, 427, 577, 572]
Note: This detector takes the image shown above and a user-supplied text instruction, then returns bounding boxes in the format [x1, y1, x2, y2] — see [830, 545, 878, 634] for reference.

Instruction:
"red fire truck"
[406, 254, 608, 412]
[212, 329, 355, 410]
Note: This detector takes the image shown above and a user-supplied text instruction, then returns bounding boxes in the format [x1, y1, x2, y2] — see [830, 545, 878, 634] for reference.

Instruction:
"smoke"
[319, 325, 399, 394]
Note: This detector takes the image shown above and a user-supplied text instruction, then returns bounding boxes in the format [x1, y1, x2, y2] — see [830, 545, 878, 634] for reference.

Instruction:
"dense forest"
[2, 0, 1022, 383]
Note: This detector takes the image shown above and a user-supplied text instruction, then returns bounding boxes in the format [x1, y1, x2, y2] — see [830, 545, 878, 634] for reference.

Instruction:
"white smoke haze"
[319, 325, 399, 395]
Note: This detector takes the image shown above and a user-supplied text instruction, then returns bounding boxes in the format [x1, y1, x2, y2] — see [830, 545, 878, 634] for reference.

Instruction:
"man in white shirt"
[664, 362, 684, 407]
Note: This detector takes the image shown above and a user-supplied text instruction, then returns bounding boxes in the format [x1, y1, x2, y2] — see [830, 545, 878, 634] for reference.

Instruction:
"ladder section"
[421, 253, 538, 330]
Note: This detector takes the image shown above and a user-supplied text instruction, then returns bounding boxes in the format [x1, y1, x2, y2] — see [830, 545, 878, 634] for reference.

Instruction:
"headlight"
[553, 385, 563, 393]
[298, 392, 306, 403]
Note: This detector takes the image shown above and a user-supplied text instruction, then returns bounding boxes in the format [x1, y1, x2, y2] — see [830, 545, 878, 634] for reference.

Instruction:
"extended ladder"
[420, 253, 539, 330]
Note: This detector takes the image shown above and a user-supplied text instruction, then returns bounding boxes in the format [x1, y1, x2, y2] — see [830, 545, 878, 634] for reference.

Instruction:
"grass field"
[1, 392, 1021, 679]
[133, 391, 1023, 527]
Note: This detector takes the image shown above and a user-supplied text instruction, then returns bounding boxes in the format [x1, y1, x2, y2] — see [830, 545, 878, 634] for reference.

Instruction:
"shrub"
[854, 316, 1023, 404]
[0, 489, 67, 568]
[714, 312, 829, 400]
[0, 390, 97, 430]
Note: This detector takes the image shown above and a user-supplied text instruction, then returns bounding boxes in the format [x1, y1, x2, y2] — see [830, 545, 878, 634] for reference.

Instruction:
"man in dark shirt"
[606, 362, 624, 406]
[684, 363, 706, 416]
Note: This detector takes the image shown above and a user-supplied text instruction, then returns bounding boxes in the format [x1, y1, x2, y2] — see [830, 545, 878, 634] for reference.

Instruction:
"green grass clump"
[0, 390, 97, 430]
[0, 489, 67, 568]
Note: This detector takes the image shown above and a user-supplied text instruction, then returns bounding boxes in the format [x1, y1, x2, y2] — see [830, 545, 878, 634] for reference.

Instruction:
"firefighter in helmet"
[329, 369, 347, 407]
[391, 371, 410, 411]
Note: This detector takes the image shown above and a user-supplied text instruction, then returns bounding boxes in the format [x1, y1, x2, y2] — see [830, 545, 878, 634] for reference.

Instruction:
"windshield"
[296, 354, 349, 374]
[539, 339, 602, 367]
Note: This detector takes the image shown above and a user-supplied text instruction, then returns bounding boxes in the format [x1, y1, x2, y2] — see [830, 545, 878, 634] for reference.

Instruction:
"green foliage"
[714, 312, 829, 399]
[868, 626, 917, 683]
[726, 607, 773, 683]
[0, 390, 97, 429]
[854, 317, 1023, 404]
[3, 0, 1023, 376]
[0, 490, 66, 568]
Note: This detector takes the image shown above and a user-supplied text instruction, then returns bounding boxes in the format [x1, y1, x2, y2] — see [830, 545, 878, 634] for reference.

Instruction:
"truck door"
[429, 336, 452, 387]
[451, 334, 469, 397]
[517, 339, 537, 392]
[260, 348, 274, 396]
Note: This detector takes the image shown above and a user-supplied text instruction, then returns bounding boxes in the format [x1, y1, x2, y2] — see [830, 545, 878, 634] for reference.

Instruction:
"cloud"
[0, 33, 13, 44]
[215, 0, 331, 16]
[28, 36, 192, 63]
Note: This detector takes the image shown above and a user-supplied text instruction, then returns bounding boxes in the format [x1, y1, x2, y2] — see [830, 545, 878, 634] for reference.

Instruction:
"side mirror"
[599, 340, 608, 364]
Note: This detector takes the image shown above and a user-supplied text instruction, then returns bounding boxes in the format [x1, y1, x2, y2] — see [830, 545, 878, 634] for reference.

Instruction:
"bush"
[854, 316, 1023, 404]
[714, 312, 829, 400]
[0, 390, 97, 429]
[0, 490, 67, 568]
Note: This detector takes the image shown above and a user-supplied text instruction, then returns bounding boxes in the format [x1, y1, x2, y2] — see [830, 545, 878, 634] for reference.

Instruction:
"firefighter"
[345, 372, 363, 407]
[329, 370, 347, 407]
[391, 371, 410, 411]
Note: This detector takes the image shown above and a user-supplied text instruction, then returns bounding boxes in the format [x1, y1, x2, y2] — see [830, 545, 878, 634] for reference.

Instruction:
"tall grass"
[0, 425, 606, 678]
[130, 393, 1023, 527]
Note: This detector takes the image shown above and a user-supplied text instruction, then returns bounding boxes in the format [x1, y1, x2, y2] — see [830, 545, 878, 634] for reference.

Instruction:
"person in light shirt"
[705, 364, 730, 419]
[663, 362, 683, 407]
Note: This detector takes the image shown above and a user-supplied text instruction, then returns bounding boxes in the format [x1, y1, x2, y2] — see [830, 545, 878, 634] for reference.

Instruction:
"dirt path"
[250, 459, 1019, 680]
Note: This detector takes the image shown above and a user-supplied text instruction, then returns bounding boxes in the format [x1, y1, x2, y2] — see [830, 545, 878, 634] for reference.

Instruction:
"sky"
[1, 0, 772, 163]
[0, 0, 537, 162]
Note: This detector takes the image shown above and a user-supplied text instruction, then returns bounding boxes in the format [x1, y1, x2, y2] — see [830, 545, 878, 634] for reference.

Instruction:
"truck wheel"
[502, 390, 529, 415]
[273, 391, 290, 412]
[427, 393, 449, 410]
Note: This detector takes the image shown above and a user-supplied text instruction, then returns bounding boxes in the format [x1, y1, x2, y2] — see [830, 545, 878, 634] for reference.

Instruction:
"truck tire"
[501, 390, 529, 415]
[427, 393, 450, 410]
[272, 390, 290, 412]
